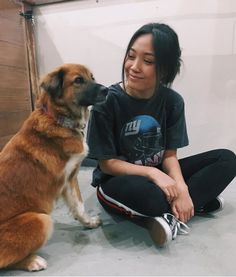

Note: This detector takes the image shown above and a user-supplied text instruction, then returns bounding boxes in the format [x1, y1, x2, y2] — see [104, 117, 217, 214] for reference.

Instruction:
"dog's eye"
[74, 77, 84, 84]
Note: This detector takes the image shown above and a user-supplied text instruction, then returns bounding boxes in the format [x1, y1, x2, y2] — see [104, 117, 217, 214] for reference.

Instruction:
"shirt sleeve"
[165, 93, 189, 149]
[86, 108, 118, 160]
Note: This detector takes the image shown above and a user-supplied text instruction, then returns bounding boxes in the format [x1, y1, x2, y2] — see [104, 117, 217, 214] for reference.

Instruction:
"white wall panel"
[34, 0, 236, 156]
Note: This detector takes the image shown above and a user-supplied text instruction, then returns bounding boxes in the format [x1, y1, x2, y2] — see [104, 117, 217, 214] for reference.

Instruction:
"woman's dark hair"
[122, 23, 182, 88]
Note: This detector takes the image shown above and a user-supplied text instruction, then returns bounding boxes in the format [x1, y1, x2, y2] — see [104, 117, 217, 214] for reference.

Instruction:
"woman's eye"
[74, 77, 84, 84]
[144, 60, 155, 64]
[127, 54, 135, 60]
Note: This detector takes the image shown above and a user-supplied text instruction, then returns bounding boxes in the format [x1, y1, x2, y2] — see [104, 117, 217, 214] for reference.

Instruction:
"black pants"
[97, 149, 236, 218]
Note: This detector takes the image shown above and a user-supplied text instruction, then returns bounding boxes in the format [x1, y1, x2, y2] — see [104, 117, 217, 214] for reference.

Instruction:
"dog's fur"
[0, 64, 107, 271]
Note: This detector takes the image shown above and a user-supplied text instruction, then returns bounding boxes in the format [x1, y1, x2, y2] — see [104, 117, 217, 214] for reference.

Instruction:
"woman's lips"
[129, 74, 143, 80]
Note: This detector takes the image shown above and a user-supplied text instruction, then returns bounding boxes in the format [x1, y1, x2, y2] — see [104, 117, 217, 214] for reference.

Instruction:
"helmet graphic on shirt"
[120, 115, 164, 166]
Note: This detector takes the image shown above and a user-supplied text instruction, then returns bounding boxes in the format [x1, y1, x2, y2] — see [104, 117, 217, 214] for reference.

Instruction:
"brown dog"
[0, 64, 107, 271]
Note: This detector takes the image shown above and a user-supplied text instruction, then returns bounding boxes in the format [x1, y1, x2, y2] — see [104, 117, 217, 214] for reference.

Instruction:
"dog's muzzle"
[95, 84, 108, 103]
[77, 83, 108, 106]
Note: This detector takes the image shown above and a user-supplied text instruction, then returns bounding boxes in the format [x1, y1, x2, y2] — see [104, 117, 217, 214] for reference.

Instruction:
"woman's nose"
[130, 58, 141, 72]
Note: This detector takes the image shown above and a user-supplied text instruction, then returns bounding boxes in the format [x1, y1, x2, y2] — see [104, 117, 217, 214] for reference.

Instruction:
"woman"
[87, 23, 236, 247]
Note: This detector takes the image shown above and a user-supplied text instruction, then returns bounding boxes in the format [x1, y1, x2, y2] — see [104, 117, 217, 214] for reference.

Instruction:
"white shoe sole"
[146, 217, 172, 247]
[214, 196, 225, 212]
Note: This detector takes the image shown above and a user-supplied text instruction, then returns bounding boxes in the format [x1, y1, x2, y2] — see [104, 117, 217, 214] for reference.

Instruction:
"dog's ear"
[40, 67, 64, 98]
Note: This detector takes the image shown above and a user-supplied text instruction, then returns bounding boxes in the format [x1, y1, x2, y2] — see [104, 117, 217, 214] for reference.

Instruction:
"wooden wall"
[0, 0, 32, 149]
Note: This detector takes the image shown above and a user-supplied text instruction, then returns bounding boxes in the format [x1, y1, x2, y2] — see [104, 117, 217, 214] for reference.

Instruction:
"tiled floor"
[1, 167, 235, 276]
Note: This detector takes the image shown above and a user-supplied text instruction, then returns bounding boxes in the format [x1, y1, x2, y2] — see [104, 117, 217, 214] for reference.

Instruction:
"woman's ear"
[40, 67, 64, 98]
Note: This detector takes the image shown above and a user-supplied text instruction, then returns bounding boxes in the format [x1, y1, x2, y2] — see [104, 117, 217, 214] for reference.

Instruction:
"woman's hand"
[147, 167, 178, 203]
[171, 187, 194, 222]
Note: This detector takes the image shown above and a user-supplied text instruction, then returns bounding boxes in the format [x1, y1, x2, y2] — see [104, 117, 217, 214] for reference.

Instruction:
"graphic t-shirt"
[87, 83, 189, 187]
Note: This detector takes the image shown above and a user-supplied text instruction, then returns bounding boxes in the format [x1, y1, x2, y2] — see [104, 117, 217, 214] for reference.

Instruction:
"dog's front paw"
[84, 215, 102, 229]
[27, 255, 47, 272]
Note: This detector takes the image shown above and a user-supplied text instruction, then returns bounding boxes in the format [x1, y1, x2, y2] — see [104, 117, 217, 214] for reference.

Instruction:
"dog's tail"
[0, 212, 53, 270]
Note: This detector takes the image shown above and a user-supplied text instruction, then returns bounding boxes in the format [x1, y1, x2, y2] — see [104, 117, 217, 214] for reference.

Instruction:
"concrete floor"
[1, 167, 236, 276]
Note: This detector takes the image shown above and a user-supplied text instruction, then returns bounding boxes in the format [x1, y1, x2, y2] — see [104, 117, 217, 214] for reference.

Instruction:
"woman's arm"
[162, 150, 194, 222]
[162, 150, 187, 191]
[99, 159, 178, 201]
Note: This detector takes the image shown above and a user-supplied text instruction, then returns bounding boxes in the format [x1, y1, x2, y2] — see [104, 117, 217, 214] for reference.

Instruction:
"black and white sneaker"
[146, 213, 190, 247]
[196, 196, 224, 214]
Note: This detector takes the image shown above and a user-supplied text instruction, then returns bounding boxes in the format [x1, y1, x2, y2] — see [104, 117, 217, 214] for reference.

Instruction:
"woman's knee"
[219, 149, 236, 164]
[219, 149, 235, 160]
[218, 149, 236, 176]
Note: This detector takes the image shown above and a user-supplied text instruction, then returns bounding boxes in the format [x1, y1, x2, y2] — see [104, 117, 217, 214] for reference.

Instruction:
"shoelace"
[163, 213, 190, 239]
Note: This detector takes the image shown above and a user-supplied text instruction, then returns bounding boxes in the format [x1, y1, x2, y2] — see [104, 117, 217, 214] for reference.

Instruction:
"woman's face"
[124, 34, 156, 99]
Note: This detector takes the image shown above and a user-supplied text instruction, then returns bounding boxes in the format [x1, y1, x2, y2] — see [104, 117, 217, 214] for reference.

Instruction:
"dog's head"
[39, 64, 108, 117]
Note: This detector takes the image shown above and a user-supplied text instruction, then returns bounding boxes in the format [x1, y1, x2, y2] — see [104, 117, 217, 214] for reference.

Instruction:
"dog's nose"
[96, 84, 108, 103]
